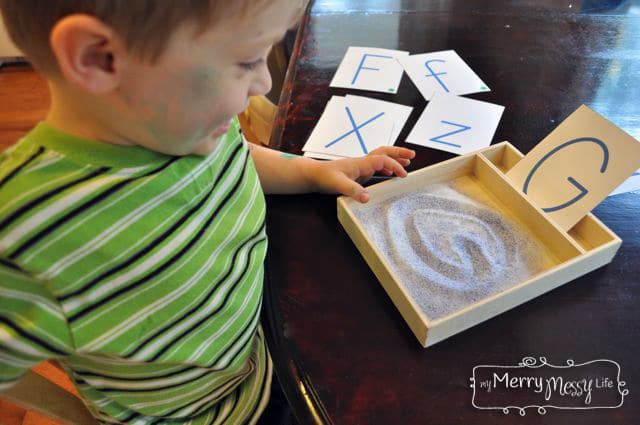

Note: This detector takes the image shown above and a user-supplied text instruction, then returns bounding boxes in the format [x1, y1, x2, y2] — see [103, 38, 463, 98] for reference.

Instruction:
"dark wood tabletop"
[263, 1, 639, 424]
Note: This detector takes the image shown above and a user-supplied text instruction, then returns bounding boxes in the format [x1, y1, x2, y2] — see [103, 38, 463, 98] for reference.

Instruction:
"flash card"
[507, 105, 640, 230]
[303, 95, 413, 160]
[330, 47, 409, 94]
[397, 50, 490, 100]
[303, 95, 412, 159]
[405, 93, 504, 155]
[303, 96, 391, 159]
[345, 95, 410, 145]
[302, 151, 345, 160]
[609, 170, 640, 196]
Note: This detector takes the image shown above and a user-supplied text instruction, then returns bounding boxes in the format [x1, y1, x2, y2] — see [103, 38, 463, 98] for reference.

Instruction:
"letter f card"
[330, 46, 409, 93]
[398, 50, 490, 100]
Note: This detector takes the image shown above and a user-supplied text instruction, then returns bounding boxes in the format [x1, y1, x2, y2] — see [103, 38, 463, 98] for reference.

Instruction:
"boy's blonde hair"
[0, 0, 303, 74]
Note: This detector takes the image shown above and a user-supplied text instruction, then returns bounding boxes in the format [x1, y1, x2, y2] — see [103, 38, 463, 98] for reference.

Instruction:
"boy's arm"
[248, 143, 415, 203]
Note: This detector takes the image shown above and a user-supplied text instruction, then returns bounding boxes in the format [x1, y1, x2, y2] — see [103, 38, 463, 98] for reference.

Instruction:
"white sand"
[352, 182, 550, 321]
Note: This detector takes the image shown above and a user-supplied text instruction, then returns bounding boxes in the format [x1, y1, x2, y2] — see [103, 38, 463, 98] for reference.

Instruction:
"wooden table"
[263, 1, 640, 424]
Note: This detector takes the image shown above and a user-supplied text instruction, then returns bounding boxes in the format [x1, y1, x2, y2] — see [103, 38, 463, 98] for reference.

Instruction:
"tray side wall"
[425, 239, 621, 346]
[337, 199, 430, 346]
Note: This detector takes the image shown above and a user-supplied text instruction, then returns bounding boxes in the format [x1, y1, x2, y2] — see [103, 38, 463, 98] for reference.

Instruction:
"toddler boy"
[0, 1, 414, 423]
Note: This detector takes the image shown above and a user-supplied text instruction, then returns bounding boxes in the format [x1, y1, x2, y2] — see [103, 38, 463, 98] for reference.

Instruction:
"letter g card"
[506, 105, 640, 230]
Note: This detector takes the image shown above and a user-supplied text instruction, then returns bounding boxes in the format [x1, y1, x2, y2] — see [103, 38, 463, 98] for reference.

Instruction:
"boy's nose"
[249, 64, 272, 97]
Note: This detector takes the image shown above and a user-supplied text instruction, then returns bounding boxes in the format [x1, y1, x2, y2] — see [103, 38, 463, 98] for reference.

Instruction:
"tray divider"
[473, 155, 586, 261]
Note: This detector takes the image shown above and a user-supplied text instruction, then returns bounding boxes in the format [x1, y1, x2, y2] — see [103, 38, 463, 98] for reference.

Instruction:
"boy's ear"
[50, 14, 127, 94]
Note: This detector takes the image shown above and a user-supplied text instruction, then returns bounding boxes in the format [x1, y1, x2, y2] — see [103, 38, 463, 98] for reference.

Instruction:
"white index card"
[345, 95, 413, 144]
[330, 47, 409, 94]
[303, 96, 413, 159]
[397, 50, 490, 100]
[406, 93, 504, 155]
[303, 151, 346, 160]
[609, 170, 640, 196]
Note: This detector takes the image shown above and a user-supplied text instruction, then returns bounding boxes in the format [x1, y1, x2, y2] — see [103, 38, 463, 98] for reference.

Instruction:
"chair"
[0, 361, 97, 425]
[238, 95, 278, 146]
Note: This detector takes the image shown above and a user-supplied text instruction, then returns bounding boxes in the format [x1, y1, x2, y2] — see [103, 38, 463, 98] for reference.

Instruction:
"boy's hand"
[306, 146, 416, 203]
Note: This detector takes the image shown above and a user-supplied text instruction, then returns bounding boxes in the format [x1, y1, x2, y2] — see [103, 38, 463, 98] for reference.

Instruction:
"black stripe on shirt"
[168, 373, 249, 422]
[0, 146, 45, 190]
[0, 316, 67, 356]
[162, 374, 245, 422]
[73, 365, 196, 382]
[208, 292, 263, 370]
[151, 234, 265, 361]
[0, 166, 111, 231]
[67, 151, 250, 323]
[134, 223, 265, 362]
[0, 256, 24, 272]
[217, 391, 240, 425]
[206, 402, 222, 425]
[97, 367, 214, 393]
[119, 411, 140, 423]
[8, 158, 179, 260]
[58, 143, 243, 302]
[241, 347, 270, 425]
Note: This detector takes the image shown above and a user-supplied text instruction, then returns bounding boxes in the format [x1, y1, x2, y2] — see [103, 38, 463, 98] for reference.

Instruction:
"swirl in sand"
[353, 184, 548, 320]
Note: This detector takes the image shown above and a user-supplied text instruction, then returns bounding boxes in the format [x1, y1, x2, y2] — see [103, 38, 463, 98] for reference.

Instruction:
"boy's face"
[111, 1, 300, 155]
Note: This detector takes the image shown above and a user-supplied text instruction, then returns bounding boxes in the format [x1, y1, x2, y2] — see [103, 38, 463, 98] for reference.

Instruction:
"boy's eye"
[238, 58, 263, 71]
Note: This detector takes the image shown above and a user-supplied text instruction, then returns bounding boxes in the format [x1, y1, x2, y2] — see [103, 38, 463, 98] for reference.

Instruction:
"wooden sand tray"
[338, 141, 623, 347]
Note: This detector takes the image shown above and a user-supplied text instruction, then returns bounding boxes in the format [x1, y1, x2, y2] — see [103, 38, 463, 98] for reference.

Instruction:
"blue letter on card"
[523, 137, 609, 212]
[425, 59, 450, 93]
[352, 53, 394, 85]
[430, 120, 471, 148]
[325, 107, 385, 155]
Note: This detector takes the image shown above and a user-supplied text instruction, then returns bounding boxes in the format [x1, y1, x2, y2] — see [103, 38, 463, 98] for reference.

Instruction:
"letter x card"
[406, 93, 504, 155]
[302, 95, 413, 159]
[330, 47, 409, 94]
[398, 50, 490, 100]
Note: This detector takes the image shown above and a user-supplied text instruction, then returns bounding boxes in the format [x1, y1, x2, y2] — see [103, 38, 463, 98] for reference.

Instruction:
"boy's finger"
[331, 172, 370, 203]
[371, 146, 415, 159]
[350, 180, 369, 203]
[392, 146, 416, 159]
[377, 155, 407, 177]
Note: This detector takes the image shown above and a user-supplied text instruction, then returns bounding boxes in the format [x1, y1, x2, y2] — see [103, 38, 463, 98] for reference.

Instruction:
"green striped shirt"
[0, 120, 271, 424]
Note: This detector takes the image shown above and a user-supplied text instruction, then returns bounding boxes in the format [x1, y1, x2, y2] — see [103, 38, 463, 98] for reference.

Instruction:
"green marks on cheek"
[189, 66, 220, 100]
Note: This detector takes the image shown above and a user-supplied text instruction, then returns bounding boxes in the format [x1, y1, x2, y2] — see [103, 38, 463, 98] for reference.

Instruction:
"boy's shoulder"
[0, 119, 251, 223]
[0, 131, 55, 198]
[0, 133, 45, 176]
